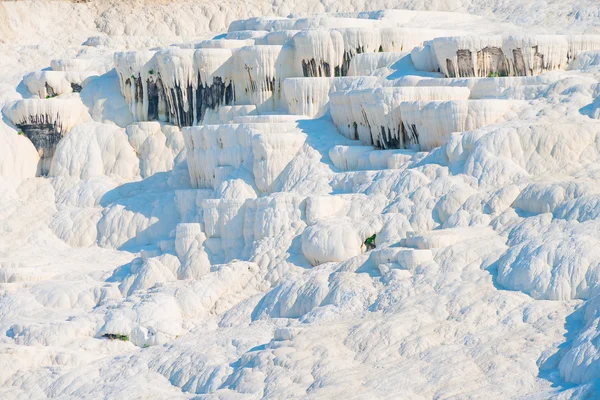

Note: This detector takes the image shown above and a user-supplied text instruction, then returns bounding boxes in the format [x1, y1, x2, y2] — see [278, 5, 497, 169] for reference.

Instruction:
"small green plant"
[148, 69, 155, 75]
[487, 71, 500, 78]
[45, 93, 58, 99]
[143, 344, 150, 348]
[103, 333, 129, 341]
[17, 131, 23, 135]
[364, 234, 376, 250]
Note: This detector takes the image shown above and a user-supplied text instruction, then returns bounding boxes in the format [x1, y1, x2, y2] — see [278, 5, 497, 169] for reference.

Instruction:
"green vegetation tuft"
[103, 333, 129, 341]
[487, 71, 500, 78]
[364, 234, 376, 249]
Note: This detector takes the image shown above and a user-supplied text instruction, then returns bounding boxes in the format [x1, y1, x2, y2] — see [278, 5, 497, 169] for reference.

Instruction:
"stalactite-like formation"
[2, 98, 88, 175]
[330, 87, 473, 149]
[421, 35, 600, 78]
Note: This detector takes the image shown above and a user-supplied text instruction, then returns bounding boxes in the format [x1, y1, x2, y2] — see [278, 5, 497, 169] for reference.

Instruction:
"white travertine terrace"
[292, 29, 345, 77]
[419, 35, 600, 77]
[231, 45, 295, 112]
[114, 48, 236, 126]
[282, 76, 379, 118]
[114, 50, 157, 122]
[292, 28, 446, 77]
[6, 5, 600, 399]
[330, 86, 472, 148]
[399, 99, 514, 150]
[183, 122, 303, 190]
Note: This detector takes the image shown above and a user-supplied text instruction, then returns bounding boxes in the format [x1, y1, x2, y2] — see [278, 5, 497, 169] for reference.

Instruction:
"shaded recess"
[16, 117, 63, 176]
[195, 75, 235, 123]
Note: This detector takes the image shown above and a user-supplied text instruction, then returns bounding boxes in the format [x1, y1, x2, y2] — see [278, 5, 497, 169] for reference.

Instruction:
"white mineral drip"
[362, 87, 472, 148]
[2, 97, 90, 175]
[282, 77, 337, 118]
[3, 97, 89, 135]
[329, 76, 381, 91]
[292, 27, 445, 77]
[337, 27, 381, 54]
[328, 145, 375, 171]
[154, 48, 197, 126]
[426, 35, 600, 77]
[194, 48, 235, 123]
[114, 51, 156, 122]
[194, 48, 234, 86]
[292, 30, 345, 77]
[115, 48, 238, 126]
[232, 45, 295, 112]
[400, 99, 514, 150]
[282, 76, 379, 118]
[183, 122, 299, 189]
[330, 86, 471, 147]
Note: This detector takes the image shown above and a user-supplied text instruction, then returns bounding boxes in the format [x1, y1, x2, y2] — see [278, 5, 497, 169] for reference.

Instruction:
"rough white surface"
[50, 122, 140, 180]
[301, 219, 364, 265]
[125, 122, 185, 178]
[4, 3, 600, 400]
